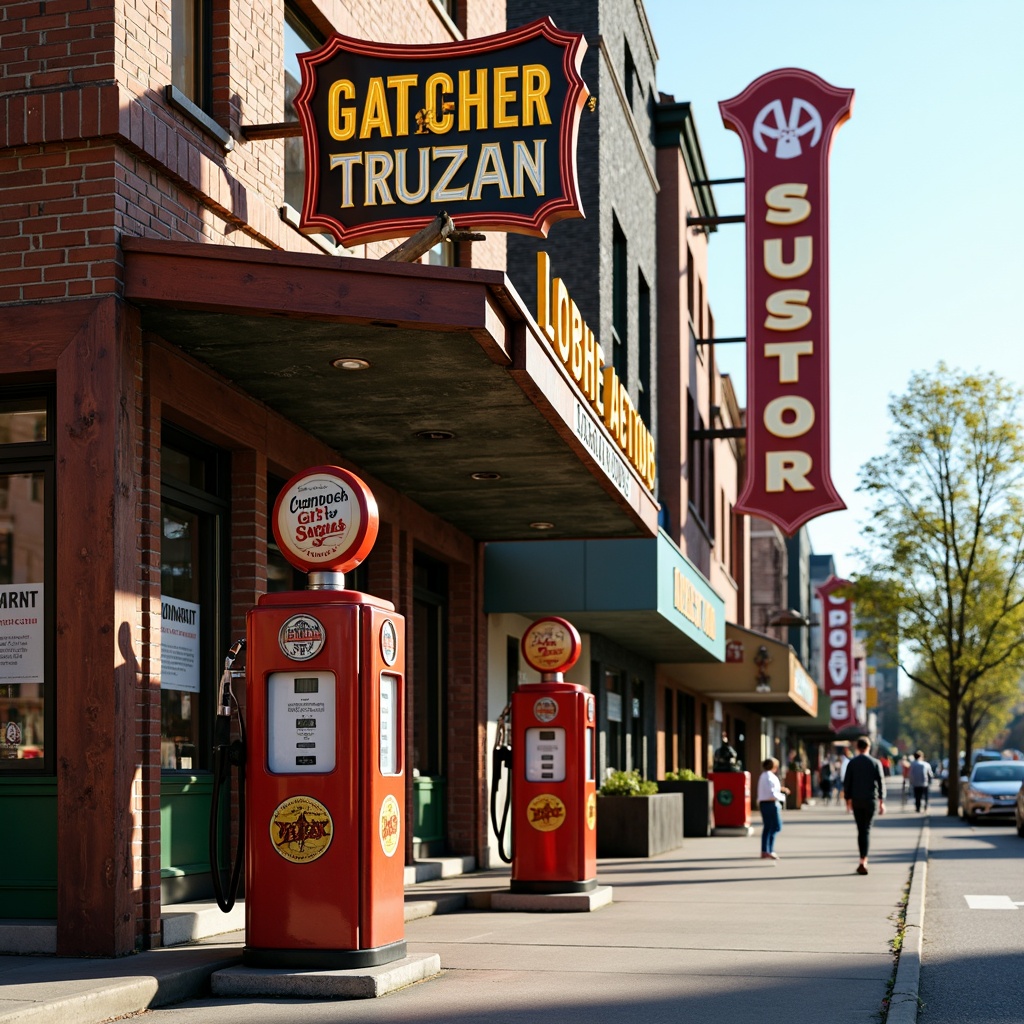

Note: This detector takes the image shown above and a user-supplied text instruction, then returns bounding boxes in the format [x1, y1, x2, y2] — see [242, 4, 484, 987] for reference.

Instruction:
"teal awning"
[484, 531, 725, 663]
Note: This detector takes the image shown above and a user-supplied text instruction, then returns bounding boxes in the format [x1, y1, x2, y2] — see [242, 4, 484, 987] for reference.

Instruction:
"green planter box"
[596, 792, 684, 857]
[657, 780, 713, 838]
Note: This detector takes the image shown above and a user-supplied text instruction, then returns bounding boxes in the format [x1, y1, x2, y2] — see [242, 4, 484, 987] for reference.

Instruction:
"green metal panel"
[0, 778, 57, 918]
[160, 774, 214, 878]
[412, 775, 445, 844]
[582, 538, 658, 609]
[484, 541, 587, 611]
[654, 533, 725, 660]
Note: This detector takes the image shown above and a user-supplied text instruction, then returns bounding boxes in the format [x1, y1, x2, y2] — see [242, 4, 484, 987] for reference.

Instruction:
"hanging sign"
[816, 575, 859, 733]
[719, 69, 853, 535]
[294, 17, 589, 246]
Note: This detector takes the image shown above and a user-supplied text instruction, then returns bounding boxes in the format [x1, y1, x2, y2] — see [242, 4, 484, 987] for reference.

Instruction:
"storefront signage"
[538, 252, 656, 491]
[672, 567, 717, 641]
[719, 69, 853, 534]
[816, 575, 858, 733]
[160, 594, 200, 692]
[294, 18, 588, 246]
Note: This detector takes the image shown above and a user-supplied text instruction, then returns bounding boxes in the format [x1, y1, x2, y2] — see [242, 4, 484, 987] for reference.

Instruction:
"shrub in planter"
[599, 769, 659, 797]
[659, 769, 713, 838]
[597, 771, 683, 857]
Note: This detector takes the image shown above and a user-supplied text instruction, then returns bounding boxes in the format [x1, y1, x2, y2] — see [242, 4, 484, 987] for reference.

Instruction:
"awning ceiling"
[122, 239, 659, 543]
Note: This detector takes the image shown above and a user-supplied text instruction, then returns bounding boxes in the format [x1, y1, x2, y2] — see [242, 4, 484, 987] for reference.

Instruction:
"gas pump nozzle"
[218, 639, 246, 718]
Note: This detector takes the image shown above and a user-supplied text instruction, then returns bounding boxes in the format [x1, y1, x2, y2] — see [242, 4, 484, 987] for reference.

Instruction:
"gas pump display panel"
[267, 670, 337, 773]
[525, 727, 566, 782]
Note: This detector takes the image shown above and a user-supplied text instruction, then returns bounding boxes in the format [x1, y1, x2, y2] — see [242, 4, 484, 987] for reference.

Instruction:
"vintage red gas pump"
[242, 465, 406, 968]
[500, 617, 597, 893]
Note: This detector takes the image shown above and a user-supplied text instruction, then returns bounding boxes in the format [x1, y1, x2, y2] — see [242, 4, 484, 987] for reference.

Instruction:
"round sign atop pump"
[272, 465, 379, 574]
[521, 616, 581, 674]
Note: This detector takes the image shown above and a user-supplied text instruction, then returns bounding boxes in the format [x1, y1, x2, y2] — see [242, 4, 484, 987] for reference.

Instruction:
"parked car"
[971, 749, 1004, 767]
[939, 757, 963, 797]
[960, 761, 1024, 824]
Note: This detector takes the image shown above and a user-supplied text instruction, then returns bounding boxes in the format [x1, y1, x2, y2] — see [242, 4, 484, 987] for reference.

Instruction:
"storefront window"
[0, 394, 53, 772]
[160, 428, 227, 772]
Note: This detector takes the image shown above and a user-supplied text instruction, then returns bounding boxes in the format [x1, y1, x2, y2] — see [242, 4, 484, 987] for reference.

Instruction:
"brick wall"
[0, 0, 508, 307]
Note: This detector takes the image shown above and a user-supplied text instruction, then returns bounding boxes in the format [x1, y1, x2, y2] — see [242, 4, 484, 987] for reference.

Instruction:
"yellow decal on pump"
[586, 791, 597, 830]
[270, 795, 333, 863]
[379, 793, 401, 857]
[527, 793, 566, 832]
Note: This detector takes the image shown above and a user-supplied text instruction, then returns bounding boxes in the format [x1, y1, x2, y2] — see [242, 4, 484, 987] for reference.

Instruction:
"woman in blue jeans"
[757, 757, 790, 859]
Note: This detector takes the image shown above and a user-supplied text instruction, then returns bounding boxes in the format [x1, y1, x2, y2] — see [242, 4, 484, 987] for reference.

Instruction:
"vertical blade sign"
[719, 69, 853, 535]
[816, 575, 859, 734]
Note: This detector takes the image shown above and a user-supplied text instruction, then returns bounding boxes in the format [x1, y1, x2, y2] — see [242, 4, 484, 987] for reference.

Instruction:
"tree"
[854, 365, 1024, 815]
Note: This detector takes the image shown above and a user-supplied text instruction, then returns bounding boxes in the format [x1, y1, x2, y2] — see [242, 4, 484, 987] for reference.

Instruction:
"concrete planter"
[596, 792, 684, 857]
[656, 780, 713, 837]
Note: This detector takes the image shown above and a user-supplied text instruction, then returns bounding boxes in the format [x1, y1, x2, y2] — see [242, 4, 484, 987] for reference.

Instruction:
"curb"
[886, 816, 929, 1024]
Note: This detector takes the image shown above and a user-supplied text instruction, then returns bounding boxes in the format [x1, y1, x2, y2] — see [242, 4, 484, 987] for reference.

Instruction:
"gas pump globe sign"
[521, 616, 581, 675]
[272, 465, 379, 573]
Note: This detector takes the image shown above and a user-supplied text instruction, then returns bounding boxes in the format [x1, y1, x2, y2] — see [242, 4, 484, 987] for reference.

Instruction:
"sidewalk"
[0, 779, 926, 1024]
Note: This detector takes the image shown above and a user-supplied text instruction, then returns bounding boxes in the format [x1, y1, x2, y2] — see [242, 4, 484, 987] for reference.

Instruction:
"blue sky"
[643, 0, 1024, 577]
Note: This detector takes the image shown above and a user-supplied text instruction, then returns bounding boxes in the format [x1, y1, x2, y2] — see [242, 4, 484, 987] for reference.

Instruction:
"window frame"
[0, 387, 56, 777]
[159, 424, 230, 775]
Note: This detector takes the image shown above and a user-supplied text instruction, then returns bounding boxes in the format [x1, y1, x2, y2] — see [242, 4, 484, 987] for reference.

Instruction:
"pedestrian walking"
[844, 736, 886, 875]
[819, 759, 833, 802]
[908, 750, 933, 811]
[757, 757, 790, 860]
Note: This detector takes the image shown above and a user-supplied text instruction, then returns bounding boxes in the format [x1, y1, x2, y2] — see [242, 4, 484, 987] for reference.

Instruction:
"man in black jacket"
[843, 736, 886, 875]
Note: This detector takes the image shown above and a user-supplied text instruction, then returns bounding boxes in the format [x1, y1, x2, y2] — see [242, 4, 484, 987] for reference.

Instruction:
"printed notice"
[0, 582, 43, 684]
[161, 595, 200, 692]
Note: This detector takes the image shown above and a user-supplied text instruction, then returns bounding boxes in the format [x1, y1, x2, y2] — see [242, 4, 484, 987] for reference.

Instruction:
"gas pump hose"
[489, 703, 513, 865]
[210, 639, 247, 913]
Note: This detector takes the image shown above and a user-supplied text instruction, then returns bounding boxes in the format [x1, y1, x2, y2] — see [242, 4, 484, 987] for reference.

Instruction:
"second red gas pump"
[491, 617, 598, 894]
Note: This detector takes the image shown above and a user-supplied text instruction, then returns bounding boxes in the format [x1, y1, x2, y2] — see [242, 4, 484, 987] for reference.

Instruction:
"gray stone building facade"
[505, 0, 659, 452]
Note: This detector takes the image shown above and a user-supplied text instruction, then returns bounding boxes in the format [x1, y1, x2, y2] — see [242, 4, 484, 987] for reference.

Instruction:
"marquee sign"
[719, 69, 853, 535]
[293, 18, 589, 246]
[817, 575, 859, 734]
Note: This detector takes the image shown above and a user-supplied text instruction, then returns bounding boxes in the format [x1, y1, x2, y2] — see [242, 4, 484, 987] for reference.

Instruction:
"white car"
[961, 761, 1024, 824]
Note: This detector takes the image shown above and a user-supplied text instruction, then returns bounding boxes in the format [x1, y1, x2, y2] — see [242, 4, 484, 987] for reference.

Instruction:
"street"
[919, 815, 1024, 1023]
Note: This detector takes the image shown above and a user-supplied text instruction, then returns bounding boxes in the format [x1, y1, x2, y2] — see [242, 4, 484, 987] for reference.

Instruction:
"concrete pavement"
[0, 778, 927, 1024]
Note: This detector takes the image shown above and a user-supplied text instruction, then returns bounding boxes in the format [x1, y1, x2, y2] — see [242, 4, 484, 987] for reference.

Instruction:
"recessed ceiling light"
[415, 429, 455, 441]
[331, 357, 371, 370]
[529, 521, 555, 530]
[471, 471, 502, 481]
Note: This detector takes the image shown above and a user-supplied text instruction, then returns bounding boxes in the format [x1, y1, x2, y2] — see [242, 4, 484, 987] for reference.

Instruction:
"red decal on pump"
[533, 697, 558, 722]
[278, 614, 326, 661]
[380, 619, 398, 666]
[527, 793, 566, 831]
[270, 796, 333, 863]
[379, 794, 400, 858]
